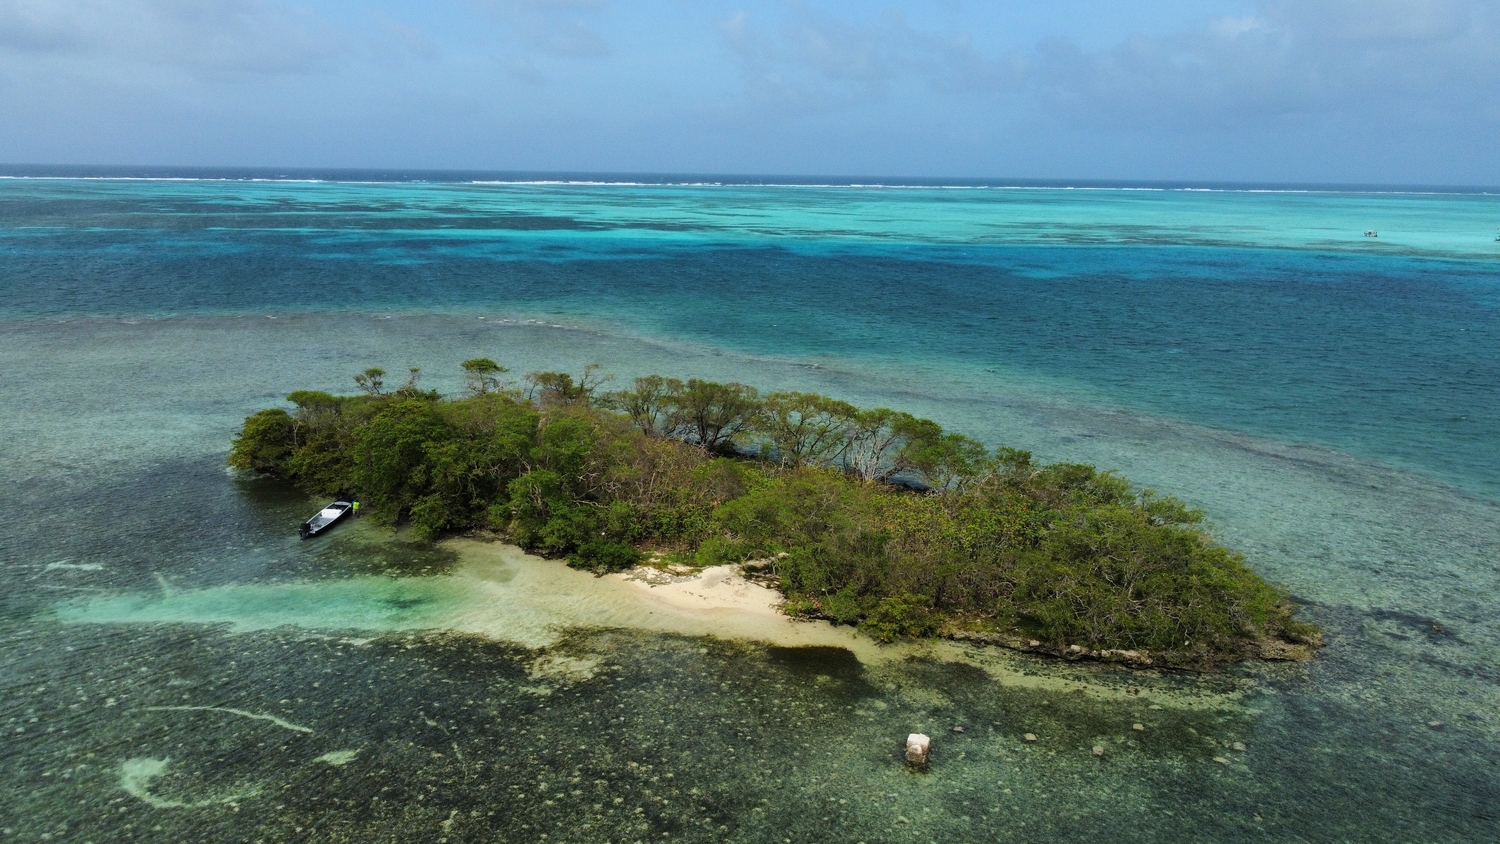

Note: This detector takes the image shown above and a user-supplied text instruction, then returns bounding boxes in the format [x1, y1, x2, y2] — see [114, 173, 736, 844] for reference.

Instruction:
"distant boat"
[300, 500, 352, 539]
[1364, 230, 1379, 238]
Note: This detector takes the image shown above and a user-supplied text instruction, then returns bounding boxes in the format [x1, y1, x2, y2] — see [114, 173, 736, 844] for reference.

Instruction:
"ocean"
[2, 171, 1497, 842]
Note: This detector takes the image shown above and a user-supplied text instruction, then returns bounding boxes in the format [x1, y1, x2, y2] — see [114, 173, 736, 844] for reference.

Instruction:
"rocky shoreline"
[944, 627, 1321, 670]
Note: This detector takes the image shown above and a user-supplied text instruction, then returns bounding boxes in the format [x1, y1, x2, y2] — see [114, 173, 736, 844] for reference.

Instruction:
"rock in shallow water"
[905, 733, 931, 768]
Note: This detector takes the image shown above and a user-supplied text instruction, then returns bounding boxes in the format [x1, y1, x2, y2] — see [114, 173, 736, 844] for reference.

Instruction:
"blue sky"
[1, 1, 1497, 183]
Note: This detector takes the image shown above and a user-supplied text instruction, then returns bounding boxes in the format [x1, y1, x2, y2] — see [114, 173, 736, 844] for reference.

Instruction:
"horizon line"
[1, 163, 1498, 195]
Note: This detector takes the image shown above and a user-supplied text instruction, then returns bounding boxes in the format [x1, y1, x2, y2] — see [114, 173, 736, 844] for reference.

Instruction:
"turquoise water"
[6, 177, 1499, 495]
[2, 175, 1498, 841]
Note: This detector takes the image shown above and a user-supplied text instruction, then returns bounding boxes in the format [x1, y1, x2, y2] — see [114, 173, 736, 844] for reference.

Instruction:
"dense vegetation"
[230, 361, 1320, 666]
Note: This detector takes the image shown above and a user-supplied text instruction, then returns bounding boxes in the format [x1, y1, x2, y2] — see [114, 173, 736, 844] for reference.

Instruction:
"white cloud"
[716, 5, 1021, 115]
[0, 0, 92, 52]
[0, 1, 1493, 180]
[715, 0, 1500, 129]
[1038, 0, 1500, 123]
[471, 0, 611, 58]
[0, 0, 347, 80]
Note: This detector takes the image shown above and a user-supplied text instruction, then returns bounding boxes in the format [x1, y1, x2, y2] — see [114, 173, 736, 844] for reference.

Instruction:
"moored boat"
[300, 500, 352, 539]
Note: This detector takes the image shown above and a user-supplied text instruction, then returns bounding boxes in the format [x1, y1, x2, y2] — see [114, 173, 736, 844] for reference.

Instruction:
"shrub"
[819, 588, 868, 626]
[570, 540, 643, 573]
[860, 592, 939, 643]
[229, 408, 295, 475]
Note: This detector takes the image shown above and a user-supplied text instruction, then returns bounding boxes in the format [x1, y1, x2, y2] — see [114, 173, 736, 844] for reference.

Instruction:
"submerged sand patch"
[51, 540, 866, 654]
[118, 757, 259, 809]
[55, 538, 1246, 711]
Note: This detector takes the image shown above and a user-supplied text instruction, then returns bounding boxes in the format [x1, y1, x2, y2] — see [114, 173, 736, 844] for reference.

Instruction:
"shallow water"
[2, 178, 1498, 842]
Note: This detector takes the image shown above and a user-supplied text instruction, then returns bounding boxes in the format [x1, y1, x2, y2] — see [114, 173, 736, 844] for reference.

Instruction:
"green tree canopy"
[604, 374, 683, 437]
[462, 358, 508, 395]
[673, 379, 760, 452]
[757, 391, 858, 468]
[353, 367, 386, 396]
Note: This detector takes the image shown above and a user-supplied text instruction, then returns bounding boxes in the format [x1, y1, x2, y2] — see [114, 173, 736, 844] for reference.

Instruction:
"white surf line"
[141, 706, 314, 733]
[46, 560, 104, 571]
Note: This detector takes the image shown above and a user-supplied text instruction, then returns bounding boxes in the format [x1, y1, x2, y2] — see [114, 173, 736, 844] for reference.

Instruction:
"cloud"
[716, 5, 1017, 114]
[0, 0, 347, 80]
[0, 0, 92, 52]
[0, 1, 1492, 181]
[368, 15, 442, 66]
[1026, 0, 1500, 127]
[472, 0, 611, 58]
[716, 1, 1500, 129]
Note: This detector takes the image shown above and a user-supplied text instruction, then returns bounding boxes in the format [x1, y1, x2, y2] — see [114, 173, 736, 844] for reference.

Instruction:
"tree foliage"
[462, 358, 508, 395]
[758, 392, 858, 468]
[673, 379, 761, 452]
[604, 375, 682, 437]
[353, 367, 386, 396]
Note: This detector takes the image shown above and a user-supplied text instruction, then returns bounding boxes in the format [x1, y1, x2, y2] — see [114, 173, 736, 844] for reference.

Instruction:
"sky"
[1, 0, 1498, 184]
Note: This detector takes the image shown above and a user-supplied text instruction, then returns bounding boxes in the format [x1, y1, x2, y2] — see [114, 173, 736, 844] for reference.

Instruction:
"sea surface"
[2, 170, 1499, 842]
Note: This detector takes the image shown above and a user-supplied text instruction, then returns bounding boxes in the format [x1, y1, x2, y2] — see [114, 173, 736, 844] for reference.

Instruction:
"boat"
[300, 500, 352, 539]
[1364, 230, 1379, 238]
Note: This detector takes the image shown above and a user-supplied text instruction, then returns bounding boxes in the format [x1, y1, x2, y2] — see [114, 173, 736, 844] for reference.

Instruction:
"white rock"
[905, 733, 931, 767]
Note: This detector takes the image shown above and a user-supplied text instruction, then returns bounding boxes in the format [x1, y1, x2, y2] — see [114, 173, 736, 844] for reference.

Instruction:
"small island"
[231, 360, 1321, 668]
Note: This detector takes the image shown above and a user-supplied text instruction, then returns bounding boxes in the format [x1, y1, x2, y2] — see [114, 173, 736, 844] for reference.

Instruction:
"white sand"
[448, 542, 885, 659]
[613, 563, 779, 613]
